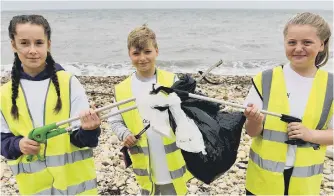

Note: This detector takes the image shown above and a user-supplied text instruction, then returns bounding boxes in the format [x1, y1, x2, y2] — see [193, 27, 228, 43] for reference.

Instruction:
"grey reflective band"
[261, 69, 333, 143]
[261, 69, 273, 111]
[170, 165, 187, 179]
[10, 160, 47, 176]
[133, 165, 186, 179]
[262, 129, 288, 143]
[252, 69, 331, 178]
[10, 149, 93, 175]
[262, 129, 315, 148]
[130, 142, 178, 155]
[250, 149, 323, 177]
[292, 163, 323, 177]
[46, 149, 93, 167]
[249, 149, 285, 173]
[164, 142, 178, 154]
[133, 168, 149, 176]
[36, 178, 97, 195]
[129, 146, 149, 155]
[316, 73, 333, 130]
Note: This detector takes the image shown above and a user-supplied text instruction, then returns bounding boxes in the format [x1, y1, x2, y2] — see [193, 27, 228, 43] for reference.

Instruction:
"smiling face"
[11, 22, 50, 75]
[284, 24, 324, 70]
[127, 25, 159, 77]
[128, 41, 159, 75]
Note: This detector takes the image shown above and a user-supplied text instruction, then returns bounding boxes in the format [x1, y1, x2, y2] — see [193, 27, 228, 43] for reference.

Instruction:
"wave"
[1, 58, 332, 77]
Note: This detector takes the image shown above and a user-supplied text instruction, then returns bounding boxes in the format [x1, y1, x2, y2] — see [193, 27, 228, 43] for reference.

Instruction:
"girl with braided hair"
[1, 15, 101, 195]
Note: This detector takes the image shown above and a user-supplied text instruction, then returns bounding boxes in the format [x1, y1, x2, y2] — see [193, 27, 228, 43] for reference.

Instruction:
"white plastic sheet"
[136, 91, 206, 154]
[136, 92, 173, 138]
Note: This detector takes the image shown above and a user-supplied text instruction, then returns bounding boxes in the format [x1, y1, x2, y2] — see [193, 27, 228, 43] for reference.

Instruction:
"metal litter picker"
[150, 85, 320, 150]
[26, 97, 137, 162]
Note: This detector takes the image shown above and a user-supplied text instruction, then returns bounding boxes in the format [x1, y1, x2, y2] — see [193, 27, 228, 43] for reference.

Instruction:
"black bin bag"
[166, 74, 246, 184]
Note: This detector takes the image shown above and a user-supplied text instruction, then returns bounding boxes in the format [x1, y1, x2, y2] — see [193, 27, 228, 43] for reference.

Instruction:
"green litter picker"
[26, 97, 137, 162]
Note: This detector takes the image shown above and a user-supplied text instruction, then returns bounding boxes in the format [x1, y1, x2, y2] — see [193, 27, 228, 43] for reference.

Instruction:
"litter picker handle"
[135, 124, 151, 139]
[120, 124, 151, 168]
[100, 105, 137, 121]
[26, 104, 138, 162]
[151, 85, 284, 118]
[280, 115, 320, 150]
[189, 92, 320, 150]
[65, 105, 138, 132]
[188, 93, 282, 117]
[280, 114, 302, 123]
[56, 97, 136, 127]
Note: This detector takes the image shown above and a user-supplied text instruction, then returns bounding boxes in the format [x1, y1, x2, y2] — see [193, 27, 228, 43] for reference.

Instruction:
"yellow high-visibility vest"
[1, 71, 98, 195]
[114, 69, 192, 195]
[246, 66, 333, 195]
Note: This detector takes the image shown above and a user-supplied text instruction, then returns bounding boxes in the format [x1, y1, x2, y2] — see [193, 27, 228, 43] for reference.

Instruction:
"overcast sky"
[1, 0, 333, 11]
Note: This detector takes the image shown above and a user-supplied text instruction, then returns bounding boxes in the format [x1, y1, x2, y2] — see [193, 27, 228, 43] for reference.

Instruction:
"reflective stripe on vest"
[36, 178, 97, 195]
[249, 148, 324, 177]
[316, 73, 333, 129]
[261, 69, 273, 111]
[133, 166, 186, 179]
[10, 149, 93, 175]
[262, 129, 327, 148]
[246, 66, 333, 195]
[133, 165, 187, 180]
[129, 142, 178, 155]
[1, 71, 97, 195]
[261, 69, 333, 130]
[114, 69, 192, 195]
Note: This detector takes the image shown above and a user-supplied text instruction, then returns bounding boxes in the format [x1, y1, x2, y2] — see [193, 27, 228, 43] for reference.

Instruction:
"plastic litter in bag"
[151, 74, 246, 184]
[136, 92, 172, 138]
[168, 93, 206, 155]
[136, 90, 206, 154]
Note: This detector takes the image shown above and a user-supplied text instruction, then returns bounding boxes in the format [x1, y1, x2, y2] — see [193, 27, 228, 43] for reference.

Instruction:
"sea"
[1, 9, 333, 76]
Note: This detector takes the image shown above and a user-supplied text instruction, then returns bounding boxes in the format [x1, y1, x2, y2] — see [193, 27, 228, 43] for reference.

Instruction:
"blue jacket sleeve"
[1, 133, 23, 160]
[70, 127, 101, 148]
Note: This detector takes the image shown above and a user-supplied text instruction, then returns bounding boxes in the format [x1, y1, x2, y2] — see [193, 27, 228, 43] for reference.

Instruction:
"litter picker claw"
[26, 97, 137, 162]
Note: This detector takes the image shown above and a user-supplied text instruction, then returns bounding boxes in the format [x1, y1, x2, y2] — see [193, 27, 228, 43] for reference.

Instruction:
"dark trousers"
[246, 167, 294, 195]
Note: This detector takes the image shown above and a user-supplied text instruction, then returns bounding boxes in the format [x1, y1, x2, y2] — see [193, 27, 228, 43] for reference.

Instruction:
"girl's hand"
[79, 104, 101, 130]
[19, 137, 40, 155]
[244, 103, 264, 124]
[287, 122, 313, 142]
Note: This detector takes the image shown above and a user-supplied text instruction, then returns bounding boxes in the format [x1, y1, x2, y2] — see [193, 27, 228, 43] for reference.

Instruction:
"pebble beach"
[1, 73, 333, 195]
